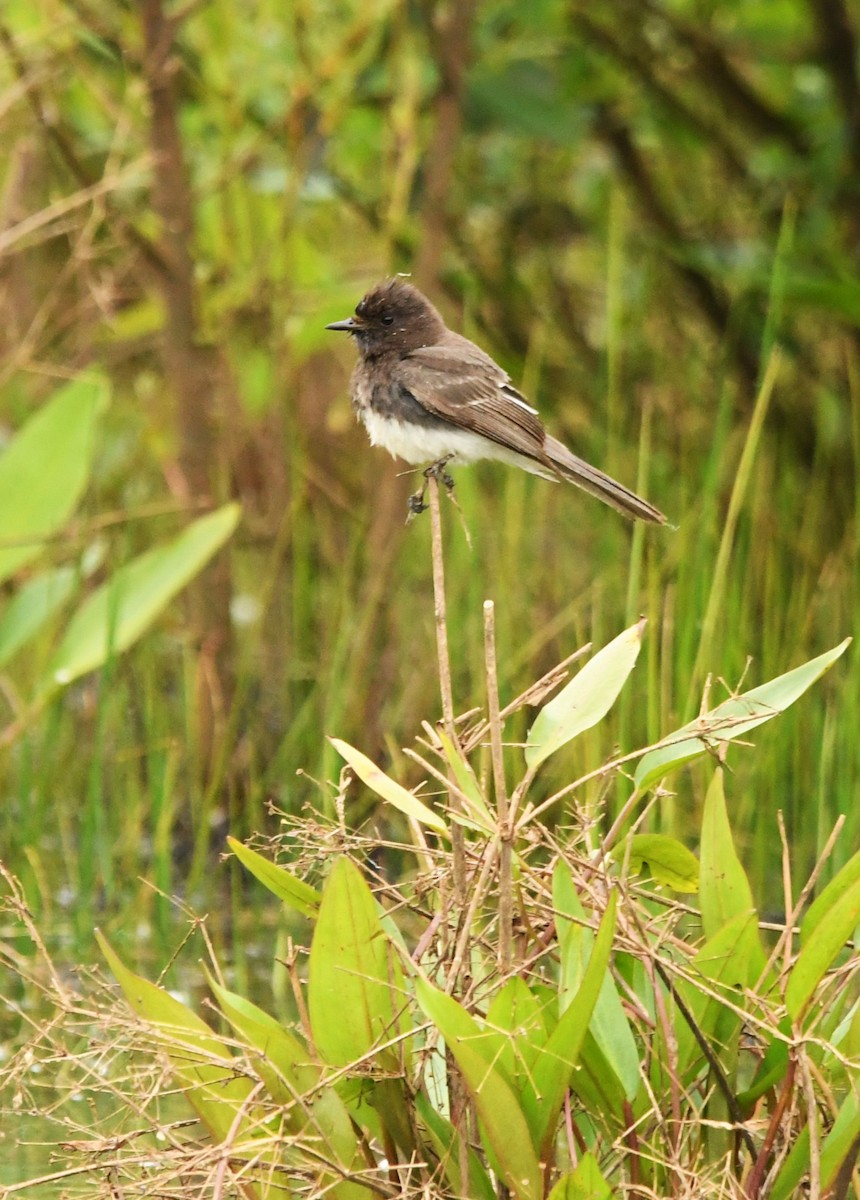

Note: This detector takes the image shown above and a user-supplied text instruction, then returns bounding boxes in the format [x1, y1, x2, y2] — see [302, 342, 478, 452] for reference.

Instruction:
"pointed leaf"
[801, 848, 860, 944]
[228, 837, 320, 917]
[415, 978, 542, 1200]
[699, 770, 762, 977]
[526, 622, 644, 769]
[39, 504, 240, 697]
[210, 979, 370, 1200]
[0, 566, 76, 667]
[96, 933, 259, 1147]
[554, 863, 639, 1100]
[329, 737, 449, 835]
[307, 857, 409, 1071]
[437, 728, 495, 830]
[533, 890, 619, 1152]
[635, 639, 851, 791]
[786, 875, 860, 1022]
[770, 1090, 860, 1200]
[0, 378, 107, 584]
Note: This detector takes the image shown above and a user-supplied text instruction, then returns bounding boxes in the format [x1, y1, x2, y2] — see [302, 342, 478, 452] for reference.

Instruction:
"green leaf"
[437, 728, 495, 830]
[546, 1154, 614, 1200]
[699, 770, 763, 981]
[307, 857, 410, 1071]
[210, 979, 370, 1200]
[554, 863, 639, 1101]
[0, 566, 76, 667]
[526, 621, 644, 769]
[533, 890, 619, 1153]
[634, 639, 850, 791]
[415, 977, 542, 1200]
[39, 504, 240, 698]
[0, 377, 107, 585]
[785, 874, 860, 1022]
[228, 836, 320, 917]
[329, 737, 449, 834]
[801, 848, 860, 944]
[96, 931, 277, 1199]
[626, 834, 699, 892]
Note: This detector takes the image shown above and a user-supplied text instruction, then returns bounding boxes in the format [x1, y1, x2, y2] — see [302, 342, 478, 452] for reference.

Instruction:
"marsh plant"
[5, 481, 856, 1199]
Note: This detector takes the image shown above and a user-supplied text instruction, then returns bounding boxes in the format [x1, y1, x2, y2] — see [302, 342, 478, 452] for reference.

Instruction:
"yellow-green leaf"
[39, 504, 240, 698]
[228, 837, 320, 917]
[526, 622, 644, 770]
[635, 639, 851, 791]
[416, 978, 542, 1200]
[329, 737, 449, 834]
[0, 377, 107, 585]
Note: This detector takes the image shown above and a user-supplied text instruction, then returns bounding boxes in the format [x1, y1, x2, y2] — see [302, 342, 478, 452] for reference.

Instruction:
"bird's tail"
[544, 435, 665, 524]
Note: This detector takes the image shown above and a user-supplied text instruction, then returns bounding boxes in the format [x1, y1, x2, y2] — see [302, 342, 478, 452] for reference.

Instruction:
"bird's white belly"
[360, 409, 553, 476]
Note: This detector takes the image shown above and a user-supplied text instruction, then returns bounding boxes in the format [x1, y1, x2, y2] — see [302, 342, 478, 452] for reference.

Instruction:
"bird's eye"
[381, 314, 395, 326]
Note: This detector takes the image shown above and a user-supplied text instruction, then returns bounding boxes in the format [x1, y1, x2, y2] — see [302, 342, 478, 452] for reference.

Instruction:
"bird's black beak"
[325, 316, 358, 332]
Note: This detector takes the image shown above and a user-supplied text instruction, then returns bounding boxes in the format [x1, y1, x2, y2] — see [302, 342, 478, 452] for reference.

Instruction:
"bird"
[326, 278, 664, 523]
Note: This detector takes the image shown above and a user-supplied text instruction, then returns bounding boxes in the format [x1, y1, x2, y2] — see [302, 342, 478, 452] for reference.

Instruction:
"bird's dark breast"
[351, 372, 450, 431]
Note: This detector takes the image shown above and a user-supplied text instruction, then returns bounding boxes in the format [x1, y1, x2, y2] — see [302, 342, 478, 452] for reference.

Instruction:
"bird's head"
[326, 279, 445, 357]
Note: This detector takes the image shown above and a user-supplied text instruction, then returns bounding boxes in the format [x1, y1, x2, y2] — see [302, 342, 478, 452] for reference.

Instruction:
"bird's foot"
[406, 456, 455, 519]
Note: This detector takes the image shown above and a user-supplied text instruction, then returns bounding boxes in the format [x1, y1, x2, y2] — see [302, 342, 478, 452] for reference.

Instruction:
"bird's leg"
[407, 455, 455, 517]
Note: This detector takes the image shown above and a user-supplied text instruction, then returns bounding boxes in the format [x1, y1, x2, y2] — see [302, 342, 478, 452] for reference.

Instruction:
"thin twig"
[483, 600, 512, 973]
[427, 475, 465, 904]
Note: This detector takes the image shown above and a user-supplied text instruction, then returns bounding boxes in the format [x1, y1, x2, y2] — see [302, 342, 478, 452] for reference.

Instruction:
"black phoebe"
[326, 279, 664, 523]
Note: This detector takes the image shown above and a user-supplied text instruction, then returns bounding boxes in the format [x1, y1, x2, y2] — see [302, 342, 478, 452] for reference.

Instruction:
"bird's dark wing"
[399, 337, 548, 461]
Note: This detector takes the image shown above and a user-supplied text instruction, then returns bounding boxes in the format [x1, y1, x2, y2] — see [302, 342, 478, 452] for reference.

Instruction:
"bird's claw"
[407, 492, 428, 516]
[406, 456, 455, 520]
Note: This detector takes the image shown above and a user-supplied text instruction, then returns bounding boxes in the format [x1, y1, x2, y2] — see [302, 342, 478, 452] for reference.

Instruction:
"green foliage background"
[0, 0, 857, 946]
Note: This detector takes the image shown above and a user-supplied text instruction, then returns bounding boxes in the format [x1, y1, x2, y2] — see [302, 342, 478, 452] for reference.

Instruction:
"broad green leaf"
[210, 979, 370, 1200]
[329, 737, 449, 835]
[415, 977, 542, 1200]
[554, 862, 639, 1101]
[801, 848, 860, 944]
[39, 504, 240, 698]
[526, 621, 644, 769]
[0, 377, 107, 585]
[699, 770, 763, 981]
[0, 566, 76, 667]
[634, 639, 851, 791]
[533, 890, 619, 1153]
[228, 836, 320, 917]
[785, 875, 860, 1022]
[307, 857, 410, 1072]
[547, 1154, 613, 1200]
[97, 931, 279, 1200]
[626, 834, 699, 892]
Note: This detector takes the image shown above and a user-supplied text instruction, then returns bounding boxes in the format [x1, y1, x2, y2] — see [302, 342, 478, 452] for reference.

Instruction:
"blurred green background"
[0, 0, 857, 965]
